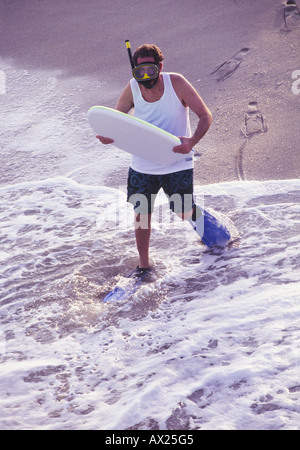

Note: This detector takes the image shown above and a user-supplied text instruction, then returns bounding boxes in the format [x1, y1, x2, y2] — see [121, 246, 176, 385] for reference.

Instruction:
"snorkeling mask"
[132, 63, 160, 89]
[132, 63, 159, 82]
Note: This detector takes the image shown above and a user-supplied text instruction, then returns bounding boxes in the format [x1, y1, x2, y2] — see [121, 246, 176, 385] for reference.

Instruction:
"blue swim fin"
[188, 205, 231, 247]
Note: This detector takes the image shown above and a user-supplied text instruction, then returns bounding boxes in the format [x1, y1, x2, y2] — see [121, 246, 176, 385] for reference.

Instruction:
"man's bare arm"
[171, 74, 213, 154]
[115, 83, 134, 113]
[96, 83, 134, 144]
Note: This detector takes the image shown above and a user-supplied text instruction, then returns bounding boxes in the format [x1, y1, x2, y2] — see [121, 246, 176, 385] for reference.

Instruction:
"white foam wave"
[0, 177, 299, 430]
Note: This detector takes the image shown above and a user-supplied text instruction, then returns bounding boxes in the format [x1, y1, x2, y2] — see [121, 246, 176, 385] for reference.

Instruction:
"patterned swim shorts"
[127, 167, 195, 215]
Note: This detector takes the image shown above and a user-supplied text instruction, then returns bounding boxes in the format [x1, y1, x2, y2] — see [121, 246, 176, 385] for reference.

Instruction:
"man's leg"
[134, 213, 152, 269]
[175, 208, 193, 221]
[163, 169, 195, 222]
[127, 168, 159, 269]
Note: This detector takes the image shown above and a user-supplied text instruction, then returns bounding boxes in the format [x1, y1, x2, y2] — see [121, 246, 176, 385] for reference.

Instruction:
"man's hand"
[173, 136, 194, 154]
[96, 135, 114, 145]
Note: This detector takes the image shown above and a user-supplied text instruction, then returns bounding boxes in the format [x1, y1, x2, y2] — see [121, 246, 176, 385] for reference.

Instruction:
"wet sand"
[1, 0, 300, 185]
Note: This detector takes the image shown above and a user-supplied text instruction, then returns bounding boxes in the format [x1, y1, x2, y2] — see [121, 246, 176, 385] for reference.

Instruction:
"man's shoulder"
[168, 73, 190, 102]
[169, 72, 186, 82]
[169, 73, 189, 90]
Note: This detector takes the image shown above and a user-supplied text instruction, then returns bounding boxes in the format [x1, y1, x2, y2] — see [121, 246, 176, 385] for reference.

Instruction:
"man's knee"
[168, 193, 194, 220]
[134, 213, 151, 230]
[175, 209, 193, 221]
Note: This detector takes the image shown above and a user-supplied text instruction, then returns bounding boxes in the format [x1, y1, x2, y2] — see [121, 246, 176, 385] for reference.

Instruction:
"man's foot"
[131, 266, 151, 279]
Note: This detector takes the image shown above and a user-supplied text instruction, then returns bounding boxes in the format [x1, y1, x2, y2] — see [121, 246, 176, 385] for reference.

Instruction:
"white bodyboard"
[87, 106, 192, 165]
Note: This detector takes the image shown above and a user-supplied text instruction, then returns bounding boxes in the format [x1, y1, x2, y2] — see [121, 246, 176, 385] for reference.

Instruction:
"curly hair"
[133, 44, 164, 66]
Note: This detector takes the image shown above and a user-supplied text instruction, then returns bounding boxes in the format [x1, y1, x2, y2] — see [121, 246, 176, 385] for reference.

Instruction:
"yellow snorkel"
[125, 39, 134, 70]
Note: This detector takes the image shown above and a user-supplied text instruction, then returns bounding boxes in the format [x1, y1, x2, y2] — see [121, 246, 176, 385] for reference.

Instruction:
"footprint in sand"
[237, 102, 268, 180]
[211, 48, 249, 81]
[283, 0, 300, 30]
[241, 101, 268, 138]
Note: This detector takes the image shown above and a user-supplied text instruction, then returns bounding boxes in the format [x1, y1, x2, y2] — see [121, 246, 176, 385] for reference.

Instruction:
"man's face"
[135, 56, 163, 89]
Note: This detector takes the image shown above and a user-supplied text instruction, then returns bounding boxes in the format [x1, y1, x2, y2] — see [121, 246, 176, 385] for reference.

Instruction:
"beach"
[1, 0, 299, 185]
[1, 0, 300, 431]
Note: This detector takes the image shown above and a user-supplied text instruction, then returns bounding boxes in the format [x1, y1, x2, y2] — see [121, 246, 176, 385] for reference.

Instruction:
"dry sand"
[1, 0, 300, 185]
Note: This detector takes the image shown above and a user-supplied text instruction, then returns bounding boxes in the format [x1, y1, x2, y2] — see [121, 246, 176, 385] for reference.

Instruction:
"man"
[97, 44, 213, 271]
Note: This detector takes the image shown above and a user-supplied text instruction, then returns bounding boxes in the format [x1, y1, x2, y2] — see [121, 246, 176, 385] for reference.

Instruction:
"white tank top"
[129, 73, 193, 175]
